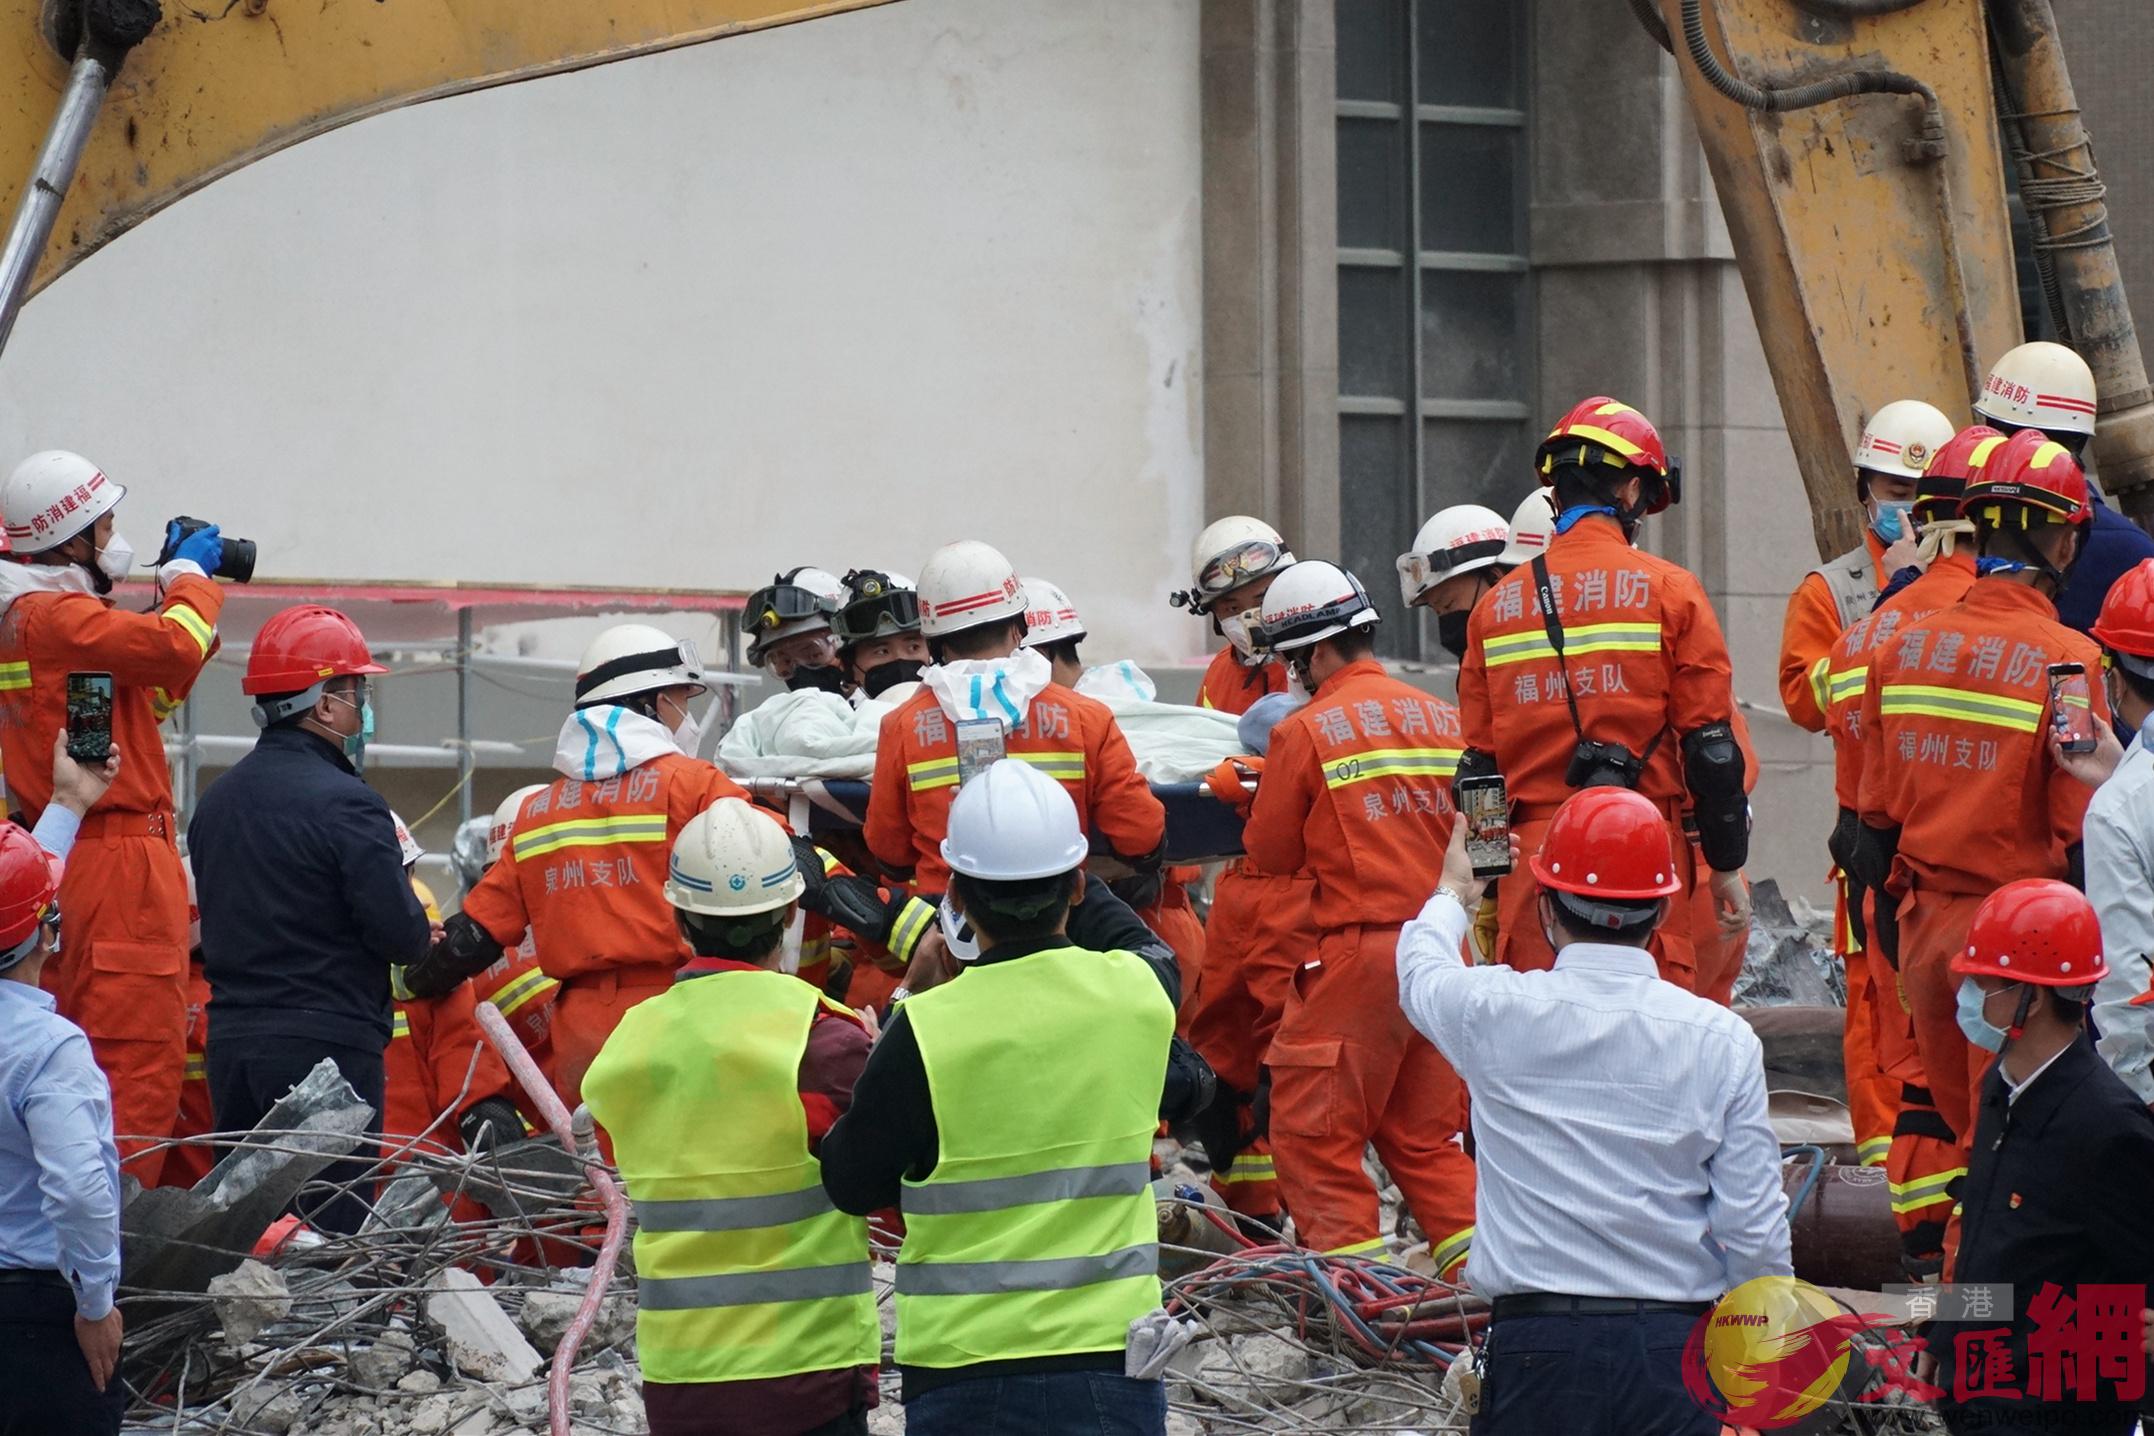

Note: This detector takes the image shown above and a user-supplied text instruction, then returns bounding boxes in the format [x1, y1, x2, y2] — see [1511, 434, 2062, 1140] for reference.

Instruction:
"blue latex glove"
[166, 521, 222, 576]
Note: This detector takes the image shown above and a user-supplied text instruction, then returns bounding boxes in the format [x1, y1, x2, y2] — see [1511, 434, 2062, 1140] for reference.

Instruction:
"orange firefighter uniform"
[1824, 548, 1979, 1257]
[1196, 644, 1289, 712]
[1136, 869, 1207, 1029]
[1777, 530, 1889, 732]
[0, 570, 224, 1185]
[166, 961, 216, 1191]
[459, 757, 753, 1105]
[863, 682, 1164, 894]
[1456, 514, 1741, 988]
[1857, 578, 2104, 1150]
[473, 938, 559, 1100]
[1244, 659, 1476, 1273]
[381, 980, 518, 1158]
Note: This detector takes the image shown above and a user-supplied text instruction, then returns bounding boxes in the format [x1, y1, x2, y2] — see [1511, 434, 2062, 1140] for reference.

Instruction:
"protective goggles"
[833, 582, 921, 645]
[1396, 540, 1508, 596]
[743, 582, 840, 637]
[1171, 539, 1291, 611]
[574, 639, 703, 698]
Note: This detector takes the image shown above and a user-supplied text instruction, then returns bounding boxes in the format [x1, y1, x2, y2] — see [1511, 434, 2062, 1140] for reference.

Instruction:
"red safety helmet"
[0, 824, 61, 967]
[1535, 397, 1678, 514]
[1910, 425, 2005, 524]
[2092, 559, 2154, 675]
[1958, 429, 2091, 529]
[243, 606, 386, 696]
[1953, 879, 2106, 988]
[1528, 788, 1683, 901]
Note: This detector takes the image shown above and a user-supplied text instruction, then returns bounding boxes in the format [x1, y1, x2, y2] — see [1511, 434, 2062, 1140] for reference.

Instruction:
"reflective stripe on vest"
[1877, 684, 2043, 733]
[488, 965, 558, 1018]
[513, 812, 669, 861]
[896, 945, 1172, 1369]
[1479, 622, 1661, 669]
[1323, 747, 1462, 791]
[580, 969, 875, 1384]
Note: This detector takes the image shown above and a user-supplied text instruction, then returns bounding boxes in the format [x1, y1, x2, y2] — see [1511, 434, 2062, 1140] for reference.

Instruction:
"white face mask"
[95, 534, 134, 584]
[938, 894, 982, 963]
[669, 704, 702, 757]
[1219, 611, 1257, 658]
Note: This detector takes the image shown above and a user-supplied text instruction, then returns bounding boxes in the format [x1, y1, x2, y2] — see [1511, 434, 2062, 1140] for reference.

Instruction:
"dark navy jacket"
[2057, 498, 2154, 635]
[190, 725, 430, 1053]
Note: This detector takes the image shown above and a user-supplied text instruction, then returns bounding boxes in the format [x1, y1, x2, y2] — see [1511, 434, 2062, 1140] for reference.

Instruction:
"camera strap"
[1530, 555, 1667, 766]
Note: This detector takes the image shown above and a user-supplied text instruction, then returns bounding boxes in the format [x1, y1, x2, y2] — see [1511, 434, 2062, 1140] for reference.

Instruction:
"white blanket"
[716, 661, 1247, 783]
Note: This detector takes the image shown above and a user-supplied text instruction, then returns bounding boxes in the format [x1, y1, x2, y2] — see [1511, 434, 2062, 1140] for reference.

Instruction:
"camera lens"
[219, 537, 257, 584]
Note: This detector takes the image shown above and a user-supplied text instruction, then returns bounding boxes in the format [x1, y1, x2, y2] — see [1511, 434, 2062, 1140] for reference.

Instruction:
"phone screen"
[2047, 663, 2096, 755]
[65, 671, 114, 763]
[953, 717, 1008, 788]
[1455, 773, 1512, 879]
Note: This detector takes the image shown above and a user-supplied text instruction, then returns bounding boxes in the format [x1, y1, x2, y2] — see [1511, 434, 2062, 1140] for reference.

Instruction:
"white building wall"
[0, 0, 1206, 665]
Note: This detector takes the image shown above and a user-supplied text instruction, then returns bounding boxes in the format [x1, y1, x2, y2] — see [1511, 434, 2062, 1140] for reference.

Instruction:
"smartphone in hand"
[2047, 662, 2096, 755]
[65, 671, 114, 763]
[1455, 773, 1512, 879]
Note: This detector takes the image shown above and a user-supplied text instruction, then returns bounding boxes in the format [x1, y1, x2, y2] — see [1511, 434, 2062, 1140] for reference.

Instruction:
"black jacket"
[1933, 1034, 2154, 1430]
[191, 726, 431, 1053]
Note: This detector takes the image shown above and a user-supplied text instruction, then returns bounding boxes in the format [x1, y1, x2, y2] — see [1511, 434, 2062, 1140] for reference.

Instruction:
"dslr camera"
[1565, 737, 1646, 791]
[158, 516, 256, 584]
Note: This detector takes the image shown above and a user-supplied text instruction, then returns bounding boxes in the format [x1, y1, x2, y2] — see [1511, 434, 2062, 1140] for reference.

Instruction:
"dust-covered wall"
[0, 0, 1205, 665]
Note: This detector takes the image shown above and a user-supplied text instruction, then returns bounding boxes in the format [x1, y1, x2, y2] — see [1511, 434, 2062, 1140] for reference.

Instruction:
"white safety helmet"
[1396, 504, 1510, 606]
[3, 449, 125, 554]
[1853, 399, 1956, 481]
[389, 811, 425, 869]
[941, 758, 1090, 882]
[574, 623, 708, 708]
[1174, 516, 1296, 613]
[1254, 560, 1380, 655]
[1975, 341, 2098, 439]
[664, 797, 805, 918]
[743, 567, 848, 665]
[1499, 490, 1557, 567]
[1018, 576, 1087, 648]
[485, 783, 548, 867]
[917, 540, 1027, 639]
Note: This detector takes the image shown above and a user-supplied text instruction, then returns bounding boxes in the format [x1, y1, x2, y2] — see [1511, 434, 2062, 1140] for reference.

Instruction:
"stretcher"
[738, 777, 1247, 863]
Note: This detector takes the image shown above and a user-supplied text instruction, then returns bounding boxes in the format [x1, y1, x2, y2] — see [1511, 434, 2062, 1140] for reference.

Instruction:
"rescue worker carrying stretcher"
[1241, 559, 1477, 1276]
[1454, 397, 1751, 988]
[1852, 429, 2104, 1255]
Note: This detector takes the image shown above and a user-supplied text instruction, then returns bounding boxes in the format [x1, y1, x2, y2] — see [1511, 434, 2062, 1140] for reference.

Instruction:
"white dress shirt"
[1396, 891, 1792, 1303]
[2087, 714, 2154, 1103]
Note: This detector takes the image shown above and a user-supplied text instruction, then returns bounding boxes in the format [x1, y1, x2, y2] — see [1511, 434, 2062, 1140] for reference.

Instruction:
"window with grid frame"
[1335, 0, 1532, 661]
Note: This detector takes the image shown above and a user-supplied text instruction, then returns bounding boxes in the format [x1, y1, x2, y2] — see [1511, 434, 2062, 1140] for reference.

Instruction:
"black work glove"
[789, 835, 898, 937]
[1250, 1067, 1272, 1140]
[1872, 889, 1901, 971]
[1161, 1036, 1217, 1126]
[1183, 1082, 1247, 1177]
[459, 1097, 524, 1154]
[402, 912, 505, 1000]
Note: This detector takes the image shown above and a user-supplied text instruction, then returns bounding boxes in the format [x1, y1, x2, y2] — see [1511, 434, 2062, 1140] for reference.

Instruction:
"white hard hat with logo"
[1019, 576, 1087, 648]
[1499, 490, 1557, 567]
[1174, 516, 1295, 613]
[917, 540, 1027, 639]
[940, 758, 1091, 882]
[1975, 341, 2098, 438]
[664, 797, 805, 917]
[574, 623, 709, 707]
[3, 450, 125, 554]
[1254, 560, 1380, 655]
[486, 784, 548, 867]
[1397, 504, 1510, 606]
[389, 811, 426, 868]
[1854, 399, 1957, 480]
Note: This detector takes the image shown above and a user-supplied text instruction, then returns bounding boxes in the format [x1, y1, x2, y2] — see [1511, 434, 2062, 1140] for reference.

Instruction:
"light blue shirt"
[1397, 891, 1792, 1303]
[0, 972, 121, 1320]
[2088, 714, 2154, 1103]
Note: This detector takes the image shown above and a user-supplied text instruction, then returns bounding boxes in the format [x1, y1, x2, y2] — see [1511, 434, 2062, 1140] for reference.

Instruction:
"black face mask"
[858, 659, 925, 699]
[1437, 610, 1472, 662]
[785, 663, 851, 695]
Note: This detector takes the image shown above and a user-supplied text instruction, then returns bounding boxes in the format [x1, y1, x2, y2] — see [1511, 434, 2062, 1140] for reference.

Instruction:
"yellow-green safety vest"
[582, 968, 876, 1385]
[896, 944, 1173, 1369]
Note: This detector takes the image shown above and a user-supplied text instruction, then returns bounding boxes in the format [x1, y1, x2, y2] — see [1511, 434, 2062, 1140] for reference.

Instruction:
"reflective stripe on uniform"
[900, 1161, 1151, 1217]
[1888, 1168, 1965, 1214]
[634, 1184, 835, 1233]
[1878, 684, 2042, 733]
[895, 1243, 1157, 1298]
[150, 687, 182, 721]
[1012, 751, 1086, 782]
[391, 1012, 411, 1040]
[513, 812, 669, 861]
[907, 757, 961, 792]
[163, 602, 215, 656]
[183, 1053, 206, 1081]
[890, 897, 935, 961]
[1856, 1137, 1890, 1167]
[1480, 622, 1661, 669]
[0, 661, 28, 693]
[1325, 1236, 1389, 1258]
[1324, 747, 1462, 790]
[1808, 654, 1834, 716]
[489, 966, 559, 1018]
[1213, 1154, 1276, 1185]
[641, 1261, 873, 1312]
[1826, 663, 1867, 709]
[1430, 1224, 1474, 1276]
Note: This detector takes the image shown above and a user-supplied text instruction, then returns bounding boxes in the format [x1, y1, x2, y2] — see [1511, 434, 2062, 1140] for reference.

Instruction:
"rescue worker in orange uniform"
[1455, 398, 1751, 987]
[466, 784, 561, 1092]
[381, 814, 521, 1160]
[864, 540, 1164, 896]
[1242, 560, 1476, 1275]
[1823, 425, 1999, 1273]
[169, 863, 215, 1191]
[1175, 519, 1311, 1230]
[1853, 429, 2103, 1191]
[1776, 400, 1957, 732]
[0, 450, 228, 1186]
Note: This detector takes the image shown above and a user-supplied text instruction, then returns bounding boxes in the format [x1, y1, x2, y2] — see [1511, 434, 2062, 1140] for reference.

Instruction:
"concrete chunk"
[425, 1269, 542, 1384]
[207, 1259, 291, 1346]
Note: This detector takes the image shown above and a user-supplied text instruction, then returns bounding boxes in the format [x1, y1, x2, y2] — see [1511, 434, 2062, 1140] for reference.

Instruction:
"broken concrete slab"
[519, 1281, 634, 1354]
[425, 1269, 542, 1384]
[122, 1059, 371, 1302]
[208, 1259, 292, 1347]
[345, 1328, 416, 1389]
